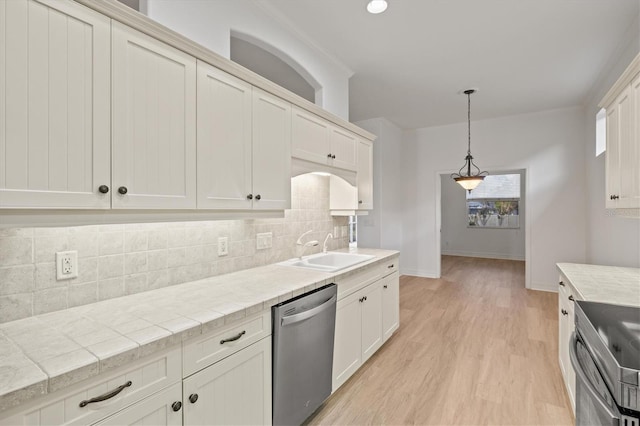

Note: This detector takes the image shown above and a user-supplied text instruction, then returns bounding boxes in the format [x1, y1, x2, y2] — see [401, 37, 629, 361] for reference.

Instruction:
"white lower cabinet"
[183, 337, 272, 426]
[557, 275, 576, 415]
[382, 272, 400, 342]
[95, 383, 183, 426]
[333, 267, 400, 392]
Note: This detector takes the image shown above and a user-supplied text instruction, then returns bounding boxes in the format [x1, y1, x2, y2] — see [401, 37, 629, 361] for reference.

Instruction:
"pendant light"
[451, 89, 488, 192]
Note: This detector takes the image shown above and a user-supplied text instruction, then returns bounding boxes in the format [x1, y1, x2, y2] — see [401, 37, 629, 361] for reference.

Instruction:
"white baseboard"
[530, 281, 558, 293]
[400, 268, 438, 279]
[441, 250, 525, 261]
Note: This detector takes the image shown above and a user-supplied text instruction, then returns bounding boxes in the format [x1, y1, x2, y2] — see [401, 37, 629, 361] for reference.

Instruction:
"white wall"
[441, 170, 526, 261]
[584, 12, 640, 268]
[401, 107, 587, 291]
[354, 118, 404, 252]
[146, 0, 351, 119]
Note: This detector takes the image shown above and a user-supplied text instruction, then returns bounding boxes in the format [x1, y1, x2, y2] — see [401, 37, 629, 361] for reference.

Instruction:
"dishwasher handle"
[281, 294, 337, 327]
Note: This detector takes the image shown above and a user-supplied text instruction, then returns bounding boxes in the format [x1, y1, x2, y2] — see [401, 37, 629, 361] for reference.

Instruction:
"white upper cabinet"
[292, 106, 331, 165]
[112, 21, 197, 209]
[357, 139, 374, 210]
[196, 62, 291, 210]
[197, 62, 253, 210]
[606, 78, 640, 209]
[252, 88, 292, 210]
[0, 0, 111, 209]
[292, 106, 358, 172]
[329, 127, 358, 172]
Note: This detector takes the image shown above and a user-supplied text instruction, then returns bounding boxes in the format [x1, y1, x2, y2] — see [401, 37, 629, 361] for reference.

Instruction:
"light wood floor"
[307, 256, 574, 425]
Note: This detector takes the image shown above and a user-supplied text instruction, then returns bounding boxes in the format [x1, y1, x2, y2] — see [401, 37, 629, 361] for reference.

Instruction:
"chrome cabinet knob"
[189, 394, 198, 404]
[247, 194, 253, 200]
[98, 185, 109, 194]
[255, 194, 261, 200]
[172, 401, 182, 412]
[118, 186, 128, 195]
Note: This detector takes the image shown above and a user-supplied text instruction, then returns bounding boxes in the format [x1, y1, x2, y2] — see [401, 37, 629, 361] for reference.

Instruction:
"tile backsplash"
[0, 174, 349, 323]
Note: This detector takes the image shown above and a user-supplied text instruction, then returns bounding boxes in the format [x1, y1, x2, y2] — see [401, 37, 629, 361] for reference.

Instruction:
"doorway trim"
[434, 167, 531, 289]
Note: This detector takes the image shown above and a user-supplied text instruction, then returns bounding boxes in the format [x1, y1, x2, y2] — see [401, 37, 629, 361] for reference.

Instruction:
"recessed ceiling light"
[367, 0, 388, 14]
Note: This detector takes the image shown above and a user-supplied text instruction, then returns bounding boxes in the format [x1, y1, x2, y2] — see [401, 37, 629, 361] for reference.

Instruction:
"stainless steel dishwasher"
[272, 283, 337, 426]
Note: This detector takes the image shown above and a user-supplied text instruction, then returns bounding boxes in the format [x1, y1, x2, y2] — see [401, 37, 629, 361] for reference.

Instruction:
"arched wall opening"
[230, 30, 323, 106]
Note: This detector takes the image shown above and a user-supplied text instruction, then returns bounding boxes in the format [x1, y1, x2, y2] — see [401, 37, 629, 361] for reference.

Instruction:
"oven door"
[570, 332, 621, 426]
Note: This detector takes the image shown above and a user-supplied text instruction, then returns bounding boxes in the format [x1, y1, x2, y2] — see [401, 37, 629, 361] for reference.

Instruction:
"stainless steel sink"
[278, 252, 375, 272]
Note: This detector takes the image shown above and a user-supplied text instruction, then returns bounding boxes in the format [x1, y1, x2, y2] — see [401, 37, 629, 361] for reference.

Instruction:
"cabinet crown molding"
[599, 52, 640, 109]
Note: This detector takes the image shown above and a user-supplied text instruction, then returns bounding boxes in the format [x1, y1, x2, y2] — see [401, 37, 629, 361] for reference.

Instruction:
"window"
[466, 174, 520, 228]
[349, 215, 357, 248]
[596, 108, 606, 157]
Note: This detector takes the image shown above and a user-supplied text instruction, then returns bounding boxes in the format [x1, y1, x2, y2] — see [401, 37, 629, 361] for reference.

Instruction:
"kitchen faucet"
[296, 230, 319, 259]
[322, 233, 333, 253]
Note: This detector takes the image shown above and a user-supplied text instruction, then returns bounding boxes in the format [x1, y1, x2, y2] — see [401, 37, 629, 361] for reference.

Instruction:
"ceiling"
[264, 0, 639, 129]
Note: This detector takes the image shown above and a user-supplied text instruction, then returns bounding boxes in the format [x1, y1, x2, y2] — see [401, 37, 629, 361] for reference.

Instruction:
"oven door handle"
[569, 332, 620, 420]
[281, 295, 336, 327]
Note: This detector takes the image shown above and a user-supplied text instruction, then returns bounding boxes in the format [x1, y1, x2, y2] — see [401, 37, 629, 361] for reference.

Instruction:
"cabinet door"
[196, 61, 252, 209]
[112, 21, 196, 209]
[252, 88, 291, 210]
[618, 74, 640, 208]
[329, 126, 358, 172]
[183, 338, 271, 426]
[332, 291, 362, 392]
[381, 272, 399, 342]
[605, 101, 621, 208]
[357, 139, 374, 210]
[0, 0, 110, 209]
[94, 383, 182, 426]
[291, 106, 330, 165]
[361, 280, 383, 363]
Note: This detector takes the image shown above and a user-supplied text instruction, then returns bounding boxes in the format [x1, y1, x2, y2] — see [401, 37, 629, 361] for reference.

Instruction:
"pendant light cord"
[467, 91, 471, 156]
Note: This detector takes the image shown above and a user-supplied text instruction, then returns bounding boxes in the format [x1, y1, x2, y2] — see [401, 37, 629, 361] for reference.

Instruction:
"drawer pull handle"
[561, 309, 568, 316]
[220, 330, 246, 344]
[79, 380, 132, 407]
[559, 281, 565, 287]
[568, 295, 574, 302]
[388, 264, 394, 269]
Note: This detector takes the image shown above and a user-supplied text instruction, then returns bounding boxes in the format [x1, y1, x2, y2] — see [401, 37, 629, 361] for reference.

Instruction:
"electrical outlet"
[56, 250, 78, 280]
[256, 232, 272, 250]
[218, 236, 229, 256]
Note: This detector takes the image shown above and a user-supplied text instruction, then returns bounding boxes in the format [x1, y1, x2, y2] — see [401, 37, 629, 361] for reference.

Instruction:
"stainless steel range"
[571, 300, 640, 426]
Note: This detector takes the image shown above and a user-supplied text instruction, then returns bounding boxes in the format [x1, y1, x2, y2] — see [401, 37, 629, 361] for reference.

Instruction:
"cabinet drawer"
[380, 257, 399, 277]
[334, 265, 382, 300]
[183, 311, 271, 377]
[0, 347, 181, 426]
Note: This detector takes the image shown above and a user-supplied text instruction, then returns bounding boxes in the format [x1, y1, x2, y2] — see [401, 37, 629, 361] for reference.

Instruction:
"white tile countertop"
[0, 248, 399, 412]
[556, 263, 640, 307]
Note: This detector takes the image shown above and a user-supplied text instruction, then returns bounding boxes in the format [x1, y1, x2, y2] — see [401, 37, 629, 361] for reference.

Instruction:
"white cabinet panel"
[183, 338, 272, 426]
[361, 280, 383, 362]
[357, 139, 373, 210]
[112, 21, 196, 209]
[95, 383, 182, 426]
[329, 126, 358, 172]
[382, 272, 400, 342]
[292, 106, 330, 165]
[558, 276, 576, 415]
[332, 290, 362, 393]
[0, 0, 110, 208]
[197, 61, 252, 210]
[252, 88, 292, 210]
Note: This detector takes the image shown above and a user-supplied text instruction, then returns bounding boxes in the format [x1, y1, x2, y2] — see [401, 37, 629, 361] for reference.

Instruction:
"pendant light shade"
[451, 89, 488, 192]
